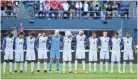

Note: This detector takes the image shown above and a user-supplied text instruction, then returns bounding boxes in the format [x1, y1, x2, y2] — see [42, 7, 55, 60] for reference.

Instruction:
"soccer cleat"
[10, 72, 12, 74]
[74, 70, 78, 73]
[37, 70, 40, 73]
[69, 71, 72, 73]
[15, 70, 17, 73]
[56, 71, 60, 73]
[82, 70, 88, 73]
[118, 70, 121, 73]
[49, 70, 52, 73]
[63, 71, 65, 73]
[20, 70, 23, 74]
[130, 71, 134, 73]
[44, 70, 47, 73]
[31, 71, 34, 74]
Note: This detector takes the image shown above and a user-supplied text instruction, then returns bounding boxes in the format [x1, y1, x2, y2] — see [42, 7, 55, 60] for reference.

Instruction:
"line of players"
[1, 30, 136, 74]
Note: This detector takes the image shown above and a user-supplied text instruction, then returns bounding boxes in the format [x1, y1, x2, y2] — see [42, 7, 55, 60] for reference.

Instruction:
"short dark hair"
[29, 32, 35, 36]
[18, 32, 24, 35]
[126, 32, 130, 34]
[114, 32, 119, 35]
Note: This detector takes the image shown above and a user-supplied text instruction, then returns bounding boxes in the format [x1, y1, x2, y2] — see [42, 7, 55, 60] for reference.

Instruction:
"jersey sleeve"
[60, 36, 64, 42]
[98, 37, 101, 47]
[108, 37, 112, 46]
[35, 36, 39, 48]
[2, 37, 6, 50]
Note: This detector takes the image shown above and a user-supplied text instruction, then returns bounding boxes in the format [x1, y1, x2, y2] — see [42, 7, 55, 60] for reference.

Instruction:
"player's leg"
[31, 51, 36, 73]
[25, 51, 30, 72]
[111, 51, 115, 73]
[74, 50, 80, 73]
[56, 50, 60, 73]
[49, 50, 55, 73]
[68, 52, 72, 73]
[88, 52, 92, 72]
[62, 52, 67, 73]
[93, 52, 97, 73]
[129, 52, 134, 73]
[20, 54, 24, 74]
[37, 59, 41, 73]
[105, 51, 109, 73]
[3, 50, 9, 74]
[14, 52, 19, 73]
[100, 51, 104, 73]
[63, 61, 66, 73]
[43, 50, 48, 73]
[9, 51, 13, 74]
[123, 52, 128, 73]
[116, 52, 121, 73]
[81, 50, 87, 73]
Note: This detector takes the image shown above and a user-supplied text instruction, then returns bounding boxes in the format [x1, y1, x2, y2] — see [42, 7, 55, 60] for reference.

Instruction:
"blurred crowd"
[1, 0, 137, 20]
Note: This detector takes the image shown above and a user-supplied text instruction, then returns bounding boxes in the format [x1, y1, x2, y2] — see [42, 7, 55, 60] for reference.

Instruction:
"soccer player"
[24, 32, 36, 73]
[88, 32, 98, 73]
[14, 32, 25, 73]
[36, 31, 48, 73]
[110, 32, 121, 73]
[74, 30, 87, 73]
[49, 30, 62, 73]
[2, 30, 15, 74]
[98, 31, 110, 73]
[62, 31, 72, 73]
[122, 32, 135, 73]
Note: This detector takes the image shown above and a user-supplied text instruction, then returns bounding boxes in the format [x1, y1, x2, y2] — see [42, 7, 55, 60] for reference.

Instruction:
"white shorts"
[4, 50, 13, 60]
[15, 50, 24, 62]
[111, 51, 120, 62]
[76, 49, 85, 59]
[63, 51, 72, 61]
[89, 51, 97, 61]
[38, 49, 47, 59]
[100, 51, 109, 59]
[123, 51, 134, 60]
[26, 50, 36, 60]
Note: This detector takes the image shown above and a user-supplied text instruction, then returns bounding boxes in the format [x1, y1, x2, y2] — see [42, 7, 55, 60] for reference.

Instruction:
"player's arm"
[35, 36, 39, 49]
[23, 37, 27, 50]
[2, 37, 6, 51]
[60, 36, 64, 42]
[121, 38, 124, 51]
[13, 37, 16, 50]
[132, 39, 136, 53]
[98, 37, 101, 49]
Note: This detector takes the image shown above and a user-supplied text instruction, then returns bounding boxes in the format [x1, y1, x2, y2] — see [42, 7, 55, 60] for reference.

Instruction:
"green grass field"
[1, 63, 137, 79]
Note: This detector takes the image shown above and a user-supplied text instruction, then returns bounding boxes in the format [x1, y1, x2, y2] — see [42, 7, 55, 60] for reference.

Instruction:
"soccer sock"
[105, 62, 108, 72]
[14, 62, 17, 71]
[63, 62, 66, 73]
[20, 63, 23, 71]
[111, 62, 114, 72]
[117, 62, 121, 72]
[9, 62, 12, 72]
[94, 62, 96, 72]
[100, 62, 103, 72]
[3, 62, 6, 73]
[74, 60, 78, 70]
[82, 60, 85, 70]
[68, 62, 72, 72]
[129, 62, 133, 72]
[24, 61, 27, 72]
[31, 62, 34, 72]
[37, 62, 40, 70]
[44, 62, 47, 70]
[49, 61, 52, 71]
[56, 61, 59, 71]
[89, 62, 91, 71]
[123, 62, 126, 72]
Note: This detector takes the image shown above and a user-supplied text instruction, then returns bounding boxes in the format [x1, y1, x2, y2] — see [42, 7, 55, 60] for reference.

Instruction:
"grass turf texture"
[1, 63, 137, 79]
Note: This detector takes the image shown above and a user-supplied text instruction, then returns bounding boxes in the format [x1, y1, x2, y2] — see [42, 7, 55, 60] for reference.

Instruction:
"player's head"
[29, 32, 35, 38]
[79, 30, 84, 36]
[126, 32, 130, 38]
[18, 32, 24, 38]
[8, 30, 13, 38]
[114, 32, 119, 38]
[55, 29, 59, 36]
[92, 32, 96, 38]
[65, 31, 72, 38]
[42, 31, 47, 37]
[103, 31, 108, 37]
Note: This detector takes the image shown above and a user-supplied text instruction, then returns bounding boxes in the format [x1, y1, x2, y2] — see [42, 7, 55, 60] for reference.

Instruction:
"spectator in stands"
[50, 0, 58, 19]
[69, 1, 76, 19]
[44, 1, 51, 19]
[33, 1, 39, 12]
[106, 4, 112, 19]
[13, 1, 20, 18]
[57, 1, 63, 19]
[39, 3, 44, 19]
[83, 1, 89, 19]
[18, 23, 24, 32]
[92, 1, 101, 19]
[6, 1, 13, 17]
[1, 3, 6, 17]
[63, 1, 69, 19]
[100, 1, 106, 20]
[75, 1, 82, 18]
[11, 27, 17, 38]
[112, 1, 119, 19]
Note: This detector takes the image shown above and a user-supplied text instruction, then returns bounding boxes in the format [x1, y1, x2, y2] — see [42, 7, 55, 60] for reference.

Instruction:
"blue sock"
[56, 61, 59, 71]
[49, 61, 52, 71]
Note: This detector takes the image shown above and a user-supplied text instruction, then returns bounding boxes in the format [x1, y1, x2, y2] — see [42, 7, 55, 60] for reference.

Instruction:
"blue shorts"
[50, 50, 60, 59]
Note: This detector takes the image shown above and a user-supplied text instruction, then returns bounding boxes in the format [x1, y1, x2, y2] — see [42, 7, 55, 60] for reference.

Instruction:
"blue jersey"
[50, 35, 61, 50]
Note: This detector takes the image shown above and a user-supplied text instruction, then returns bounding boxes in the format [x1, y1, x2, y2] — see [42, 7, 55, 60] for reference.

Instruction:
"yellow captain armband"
[98, 46, 101, 49]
